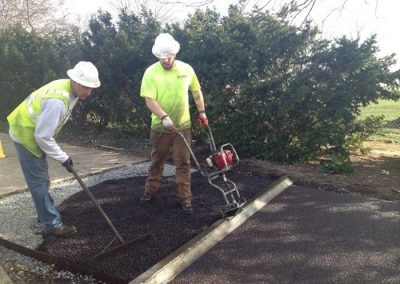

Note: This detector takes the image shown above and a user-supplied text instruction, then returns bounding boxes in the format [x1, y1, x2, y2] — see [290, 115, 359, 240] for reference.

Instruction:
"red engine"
[207, 149, 234, 170]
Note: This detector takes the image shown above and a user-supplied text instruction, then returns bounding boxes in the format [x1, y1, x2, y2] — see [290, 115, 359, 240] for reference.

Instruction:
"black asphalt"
[172, 185, 400, 284]
[1, 131, 399, 283]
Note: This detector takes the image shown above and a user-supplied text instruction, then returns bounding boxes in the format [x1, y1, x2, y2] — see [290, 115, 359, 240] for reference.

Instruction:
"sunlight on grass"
[368, 128, 400, 143]
[359, 99, 400, 143]
[359, 99, 400, 121]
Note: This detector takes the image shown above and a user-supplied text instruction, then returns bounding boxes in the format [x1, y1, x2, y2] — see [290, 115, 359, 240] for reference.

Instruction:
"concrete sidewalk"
[0, 132, 148, 198]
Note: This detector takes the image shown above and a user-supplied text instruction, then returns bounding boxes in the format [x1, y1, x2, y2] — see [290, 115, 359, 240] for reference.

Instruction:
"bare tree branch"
[154, 0, 216, 7]
[0, 0, 69, 35]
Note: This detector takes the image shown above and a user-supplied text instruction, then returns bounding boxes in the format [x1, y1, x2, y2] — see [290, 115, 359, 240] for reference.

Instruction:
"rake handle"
[70, 168, 125, 244]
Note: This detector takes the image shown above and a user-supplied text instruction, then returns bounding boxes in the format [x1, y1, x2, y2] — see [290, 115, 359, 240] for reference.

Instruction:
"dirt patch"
[38, 166, 274, 282]
[247, 140, 400, 201]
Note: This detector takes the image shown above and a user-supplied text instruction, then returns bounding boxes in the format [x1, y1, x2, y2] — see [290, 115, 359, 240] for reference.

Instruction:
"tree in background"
[0, 0, 83, 121]
[0, 26, 81, 120]
[178, 5, 400, 162]
[0, 0, 70, 35]
[0, 3, 398, 164]
[74, 8, 162, 131]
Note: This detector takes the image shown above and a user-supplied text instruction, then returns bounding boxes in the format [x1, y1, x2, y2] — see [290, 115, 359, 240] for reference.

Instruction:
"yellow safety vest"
[7, 79, 72, 158]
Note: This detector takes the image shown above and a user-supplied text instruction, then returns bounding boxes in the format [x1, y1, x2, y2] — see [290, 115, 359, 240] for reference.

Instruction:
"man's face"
[71, 81, 94, 100]
[159, 55, 176, 70]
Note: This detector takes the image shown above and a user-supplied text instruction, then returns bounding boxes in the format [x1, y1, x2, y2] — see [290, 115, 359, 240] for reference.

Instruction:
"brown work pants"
[144, 128, 192, 205]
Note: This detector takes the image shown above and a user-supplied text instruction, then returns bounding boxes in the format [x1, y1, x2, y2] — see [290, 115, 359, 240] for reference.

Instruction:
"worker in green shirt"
[139, 33, 208, 214]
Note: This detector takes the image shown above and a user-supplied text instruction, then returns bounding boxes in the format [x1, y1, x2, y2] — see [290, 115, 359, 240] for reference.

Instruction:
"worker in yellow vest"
[7, 61, 101, 238]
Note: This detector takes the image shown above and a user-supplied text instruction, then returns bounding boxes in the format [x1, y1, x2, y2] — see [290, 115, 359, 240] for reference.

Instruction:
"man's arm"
[35, 98, 69, 163]
[144, 97, 177, 131]
[192, 90, 205, 112]
[144, 97, 167, 119]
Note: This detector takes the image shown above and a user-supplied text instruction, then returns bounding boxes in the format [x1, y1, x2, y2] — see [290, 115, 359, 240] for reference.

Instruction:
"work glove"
[197, 111, 208, 126]
[161, 115, 177, 131]
[62, 157, 74, 172]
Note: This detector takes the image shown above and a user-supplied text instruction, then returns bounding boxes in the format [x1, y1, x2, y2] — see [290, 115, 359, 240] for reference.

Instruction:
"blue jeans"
[13, 142, 62, 232]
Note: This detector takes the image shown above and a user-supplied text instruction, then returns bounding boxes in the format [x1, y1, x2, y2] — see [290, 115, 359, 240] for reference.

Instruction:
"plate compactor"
[175, 125, 245, 217]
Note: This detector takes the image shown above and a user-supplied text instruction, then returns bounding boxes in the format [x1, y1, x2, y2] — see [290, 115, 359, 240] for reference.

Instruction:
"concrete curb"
[130, 176, 293, 284]
[0, 263, 13, 284]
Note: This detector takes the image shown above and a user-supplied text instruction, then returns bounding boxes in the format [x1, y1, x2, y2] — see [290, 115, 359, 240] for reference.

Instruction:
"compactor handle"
[204, 125, 217, 152]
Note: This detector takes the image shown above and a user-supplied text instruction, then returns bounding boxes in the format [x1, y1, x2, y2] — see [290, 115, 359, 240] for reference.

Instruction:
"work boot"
[44, 224, 77, 238]
[140, 192, 154, 204]
[181, 203, 194, 215]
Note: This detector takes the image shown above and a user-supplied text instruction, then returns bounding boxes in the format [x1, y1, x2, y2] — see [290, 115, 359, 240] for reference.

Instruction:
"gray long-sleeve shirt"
[9, 95, 78, 163]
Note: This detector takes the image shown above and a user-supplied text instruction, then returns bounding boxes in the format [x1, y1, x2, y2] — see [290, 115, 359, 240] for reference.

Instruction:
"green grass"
[359, 99, 400, 143]
[359, 99, 400, 121]
[368, 128, 400, 143]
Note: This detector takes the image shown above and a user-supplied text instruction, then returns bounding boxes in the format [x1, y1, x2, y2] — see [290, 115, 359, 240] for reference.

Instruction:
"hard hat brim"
[67, 69, 101, 88]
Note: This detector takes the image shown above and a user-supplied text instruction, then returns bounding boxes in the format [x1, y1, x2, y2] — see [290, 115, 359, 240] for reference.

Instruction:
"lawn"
[359, 99, 400, 143]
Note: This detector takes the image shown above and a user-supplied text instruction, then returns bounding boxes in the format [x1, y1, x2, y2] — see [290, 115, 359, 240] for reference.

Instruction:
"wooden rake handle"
[70, 168, 125, 244]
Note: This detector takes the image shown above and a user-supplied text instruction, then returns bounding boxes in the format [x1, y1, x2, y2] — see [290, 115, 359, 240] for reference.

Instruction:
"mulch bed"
[38, 162, 274, 282]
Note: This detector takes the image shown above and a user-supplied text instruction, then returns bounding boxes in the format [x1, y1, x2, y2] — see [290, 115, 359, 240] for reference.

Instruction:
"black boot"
[140, 192, 154, 204]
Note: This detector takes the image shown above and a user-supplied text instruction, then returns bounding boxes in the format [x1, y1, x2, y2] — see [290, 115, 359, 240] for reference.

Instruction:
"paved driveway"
[173, 185, 400, 284]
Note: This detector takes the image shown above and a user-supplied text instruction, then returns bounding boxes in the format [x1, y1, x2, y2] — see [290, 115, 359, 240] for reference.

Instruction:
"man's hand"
[161, 115, 177, 131]
[62, 157, 74, 172]
[197, 111, 208, 126]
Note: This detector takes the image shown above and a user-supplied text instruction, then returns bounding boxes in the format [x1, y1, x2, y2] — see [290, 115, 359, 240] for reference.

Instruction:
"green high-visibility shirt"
[140, 60, 201, 131]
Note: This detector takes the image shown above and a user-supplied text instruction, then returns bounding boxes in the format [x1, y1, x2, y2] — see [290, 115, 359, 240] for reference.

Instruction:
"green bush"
[0, 26, 81, 120]
[1, 6, 399, 164]
[318, 148, 354, 174]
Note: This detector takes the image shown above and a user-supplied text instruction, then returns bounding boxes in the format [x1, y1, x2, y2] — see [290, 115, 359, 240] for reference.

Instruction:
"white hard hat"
[67, 61, 101, 88]
[152, 33, 180, 58]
